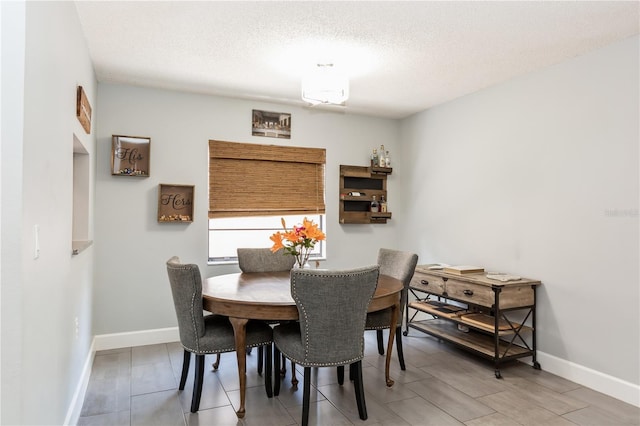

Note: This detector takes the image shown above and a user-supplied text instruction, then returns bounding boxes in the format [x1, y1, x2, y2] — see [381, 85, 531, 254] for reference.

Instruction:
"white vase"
[294, 259, 311, 269]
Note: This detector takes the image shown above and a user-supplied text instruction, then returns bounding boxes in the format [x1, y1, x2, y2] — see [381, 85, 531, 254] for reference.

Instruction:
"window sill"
[208, 257, 327, 267]
[72, 240, 93, 255]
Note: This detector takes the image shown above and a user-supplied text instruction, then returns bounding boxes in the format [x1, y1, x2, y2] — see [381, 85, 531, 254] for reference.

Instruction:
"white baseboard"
[63, 339, 96, 426]
[535, 351, 640, 407]
[93, 327, 179, 351]
[64, 327, 180, 425]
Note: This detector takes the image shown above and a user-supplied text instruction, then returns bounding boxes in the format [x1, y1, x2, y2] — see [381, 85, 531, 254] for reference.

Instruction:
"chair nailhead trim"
[290, 269, 375, 365]
[184, 340, 272, 355]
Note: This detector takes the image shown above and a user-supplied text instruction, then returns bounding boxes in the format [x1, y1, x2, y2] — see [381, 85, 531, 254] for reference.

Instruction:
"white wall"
[94, 85, 401, 335]
[1, 2, 26, 424]
[0, 2, 97, 424]
[400, 35, 639, 404]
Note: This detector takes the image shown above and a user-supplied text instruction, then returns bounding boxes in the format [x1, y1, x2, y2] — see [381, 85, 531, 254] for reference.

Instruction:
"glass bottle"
[370, 195, 379, 213]
[371, 149, 378, 168]
[384, 150, 391, 167]
[378, 145, 386, 167]
[380, 195, 387, 212]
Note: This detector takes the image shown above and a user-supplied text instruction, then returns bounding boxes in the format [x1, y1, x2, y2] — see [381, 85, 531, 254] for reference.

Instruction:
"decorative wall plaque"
[111, 135, 150, 176]
[76, 86, 92, 134]
[158, 184, 194, 223]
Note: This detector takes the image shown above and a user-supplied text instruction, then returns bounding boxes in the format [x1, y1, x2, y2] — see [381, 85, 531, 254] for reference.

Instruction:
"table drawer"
[497, 285, 535, 309]
[410, 273, 446, 296]
[445, 279, 494, 308]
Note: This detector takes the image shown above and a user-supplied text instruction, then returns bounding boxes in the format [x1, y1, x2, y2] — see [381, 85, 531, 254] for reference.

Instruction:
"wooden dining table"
[201, 271, 403, 418]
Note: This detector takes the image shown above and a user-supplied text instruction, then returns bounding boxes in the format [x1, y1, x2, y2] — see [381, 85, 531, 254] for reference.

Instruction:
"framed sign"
[76, 86, 92, 134]
[158, 184, 194, 222]
[111, 135, 150, 176]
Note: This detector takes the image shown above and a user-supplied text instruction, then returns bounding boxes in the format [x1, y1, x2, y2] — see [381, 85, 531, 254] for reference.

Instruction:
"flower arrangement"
[270, 217, 326, 268]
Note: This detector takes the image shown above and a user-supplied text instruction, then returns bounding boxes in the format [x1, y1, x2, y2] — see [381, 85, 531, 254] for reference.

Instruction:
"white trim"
[535, 351, 640, 407]
[63, 340, 96, 426]
[64, 328, 180, 425]
[93, 327, 179, 351]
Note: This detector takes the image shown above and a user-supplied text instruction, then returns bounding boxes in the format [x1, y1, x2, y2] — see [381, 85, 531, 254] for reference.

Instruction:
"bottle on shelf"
[371, 149, 378, 168]
[380, 195, 387, 212]
[370, 195, 379, 213]
[384, 150, 391, 167]
[378, 145, 386, 167]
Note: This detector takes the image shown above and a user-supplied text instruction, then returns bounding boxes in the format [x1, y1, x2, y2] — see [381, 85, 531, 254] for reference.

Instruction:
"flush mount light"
[301, 64, 349, 106]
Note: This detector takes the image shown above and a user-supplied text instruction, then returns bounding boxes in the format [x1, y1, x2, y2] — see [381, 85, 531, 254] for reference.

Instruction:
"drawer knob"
[421, 279, 429, 286]
[463, 289, 474, 296]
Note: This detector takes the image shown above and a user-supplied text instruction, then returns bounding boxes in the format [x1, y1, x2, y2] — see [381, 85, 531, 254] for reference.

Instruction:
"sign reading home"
[76, 86, 92, 134]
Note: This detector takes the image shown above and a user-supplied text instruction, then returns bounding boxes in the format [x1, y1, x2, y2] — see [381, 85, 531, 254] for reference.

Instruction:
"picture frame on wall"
[252, 109, 291, 139]
[111, 135, 150, 176]
[158, 184, 194, 222]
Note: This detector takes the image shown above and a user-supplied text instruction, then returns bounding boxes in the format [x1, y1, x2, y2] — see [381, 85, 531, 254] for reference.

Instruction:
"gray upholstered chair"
[237, 247, 296, 272]
[273, 266, 379, 426]
[365, 248, 418, 370]
[166, 256, 274, 412]
[237, 248, 297, 379]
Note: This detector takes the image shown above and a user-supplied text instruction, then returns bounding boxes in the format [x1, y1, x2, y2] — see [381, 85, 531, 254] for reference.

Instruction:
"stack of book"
[443, 265, 484, 275]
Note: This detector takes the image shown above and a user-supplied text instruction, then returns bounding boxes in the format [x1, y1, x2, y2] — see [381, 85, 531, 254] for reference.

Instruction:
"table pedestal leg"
[229, 317, 249, 418]
[385, 302, 399, 387]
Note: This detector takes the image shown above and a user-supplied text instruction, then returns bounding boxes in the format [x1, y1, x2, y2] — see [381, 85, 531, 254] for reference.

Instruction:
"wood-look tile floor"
[78, 331, 639, 426]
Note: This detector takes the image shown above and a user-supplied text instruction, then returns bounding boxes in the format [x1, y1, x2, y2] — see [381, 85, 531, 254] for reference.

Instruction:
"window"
[208, 140, 326, 263]
[208, 214, 325, 263]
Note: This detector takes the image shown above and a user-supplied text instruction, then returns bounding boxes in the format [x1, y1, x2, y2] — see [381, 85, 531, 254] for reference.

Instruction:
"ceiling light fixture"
[301, 64, 349, 106]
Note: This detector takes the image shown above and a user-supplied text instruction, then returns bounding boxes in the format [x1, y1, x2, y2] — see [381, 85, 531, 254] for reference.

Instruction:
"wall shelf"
[339, 165, 392, 224]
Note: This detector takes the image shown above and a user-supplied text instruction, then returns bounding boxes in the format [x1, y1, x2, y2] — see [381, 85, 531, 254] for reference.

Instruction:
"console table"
[405, 265, 542, 378]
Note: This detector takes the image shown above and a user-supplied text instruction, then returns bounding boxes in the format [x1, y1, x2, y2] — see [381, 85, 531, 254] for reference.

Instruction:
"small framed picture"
[111, 135, 150, 177]
[252, 109, 291, 139]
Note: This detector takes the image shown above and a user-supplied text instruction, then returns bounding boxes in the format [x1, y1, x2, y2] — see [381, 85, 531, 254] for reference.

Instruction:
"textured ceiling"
[74, 1, 639, 119]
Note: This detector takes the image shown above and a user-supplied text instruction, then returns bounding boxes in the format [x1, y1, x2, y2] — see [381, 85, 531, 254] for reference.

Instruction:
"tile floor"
[78, 331, 639, 425]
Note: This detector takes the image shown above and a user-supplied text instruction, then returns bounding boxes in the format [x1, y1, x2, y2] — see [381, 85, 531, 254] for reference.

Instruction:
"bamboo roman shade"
[209, 140, 326, 218]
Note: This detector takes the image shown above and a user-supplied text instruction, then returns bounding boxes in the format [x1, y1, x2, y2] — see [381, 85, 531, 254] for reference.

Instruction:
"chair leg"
[179, 350, 191, 390]
[257, 345, 264, 375]
[280, 353, 287, 376]
[264, 343, 273, 398]
[376, 329, 385, 355]
[291, 361, 298, 386]
[349, 362, 356, 381]
[395, 325, 406, 371]
[191, 354, 205, 413]
[352, 361, 368, 420]
[302, 367, 311, 426]
[212, 353, 220, 371]
[273, 346, 281, 396]
[337, 365, 345, 385]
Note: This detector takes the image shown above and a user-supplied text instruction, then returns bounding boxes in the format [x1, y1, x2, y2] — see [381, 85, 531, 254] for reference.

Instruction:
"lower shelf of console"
[408, 319, 532, 360]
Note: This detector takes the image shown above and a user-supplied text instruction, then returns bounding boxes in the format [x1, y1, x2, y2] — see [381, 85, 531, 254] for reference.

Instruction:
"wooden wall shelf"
[339, 165, 392, 224]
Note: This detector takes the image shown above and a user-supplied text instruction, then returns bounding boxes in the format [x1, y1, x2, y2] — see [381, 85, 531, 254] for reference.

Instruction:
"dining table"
[201, 270, 403, 418]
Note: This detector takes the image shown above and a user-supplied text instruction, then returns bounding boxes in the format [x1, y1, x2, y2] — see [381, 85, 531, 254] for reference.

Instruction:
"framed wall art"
[111, 135, 150, 176]
[252, 109, 291, 139]
[158, 184, 194, 223]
